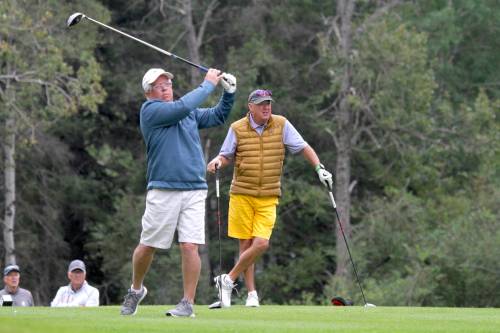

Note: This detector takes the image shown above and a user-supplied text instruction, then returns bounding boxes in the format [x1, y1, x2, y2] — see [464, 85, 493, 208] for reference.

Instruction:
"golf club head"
[67, 12, 85, 27]
[364, 303, 376, 308]
[208, 300, 223, 309]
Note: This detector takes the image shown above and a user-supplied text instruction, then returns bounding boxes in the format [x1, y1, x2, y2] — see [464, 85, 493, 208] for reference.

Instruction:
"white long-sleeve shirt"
[50, 281, 99, 307]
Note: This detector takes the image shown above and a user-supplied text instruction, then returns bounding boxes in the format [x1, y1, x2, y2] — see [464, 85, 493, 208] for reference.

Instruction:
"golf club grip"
[215, 168, 220, 198]
[328, 192, 337, 208]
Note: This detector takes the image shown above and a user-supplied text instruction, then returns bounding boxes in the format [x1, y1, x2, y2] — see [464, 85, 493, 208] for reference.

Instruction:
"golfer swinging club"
[207, 89, 333, 308]
[120, 67, 236, 317]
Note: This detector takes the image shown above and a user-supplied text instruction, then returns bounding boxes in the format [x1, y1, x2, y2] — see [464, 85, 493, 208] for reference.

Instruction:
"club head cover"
[331, 296, 353, 306]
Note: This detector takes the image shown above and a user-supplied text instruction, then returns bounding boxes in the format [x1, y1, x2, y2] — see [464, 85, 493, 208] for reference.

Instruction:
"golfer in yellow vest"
[207, 89, 333, 308]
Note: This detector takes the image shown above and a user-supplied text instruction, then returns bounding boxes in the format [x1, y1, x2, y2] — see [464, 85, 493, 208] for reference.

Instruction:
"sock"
[248, 290, 258, 297]
[224, 275, 234, 285]
[131, 285, 143, 294]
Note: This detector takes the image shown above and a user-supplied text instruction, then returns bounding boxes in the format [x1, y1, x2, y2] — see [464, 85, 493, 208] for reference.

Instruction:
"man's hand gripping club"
[221, 73, 237, 93]
[207, 156, 226, 174]
[316, 164, 333, 190]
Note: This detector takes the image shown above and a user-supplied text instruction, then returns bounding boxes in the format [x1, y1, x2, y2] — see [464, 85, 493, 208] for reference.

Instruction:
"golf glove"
[316, 164, 333, 189]
[221, 73, 237, 93]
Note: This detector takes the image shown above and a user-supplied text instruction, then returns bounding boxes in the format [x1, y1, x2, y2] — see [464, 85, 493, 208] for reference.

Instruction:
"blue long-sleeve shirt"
[140, 80, 234, 190]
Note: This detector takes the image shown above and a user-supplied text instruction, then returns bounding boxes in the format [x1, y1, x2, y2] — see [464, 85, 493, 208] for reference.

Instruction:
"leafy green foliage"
[0, 0, 108, 302]
[1, 0, 498, 307]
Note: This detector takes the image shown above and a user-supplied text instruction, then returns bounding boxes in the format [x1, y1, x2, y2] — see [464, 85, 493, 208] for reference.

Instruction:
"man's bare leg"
[228, 237, 269, 281]
[180, 242, 201, 303]
[239, 239, 256, 291]
[132, 243, 156, 290]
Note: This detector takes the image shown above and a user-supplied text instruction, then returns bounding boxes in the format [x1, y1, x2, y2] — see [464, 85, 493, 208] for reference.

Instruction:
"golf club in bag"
[67, 12, 236, 89]
[208, 165, 223, 309]
[327, 185, 375, 308]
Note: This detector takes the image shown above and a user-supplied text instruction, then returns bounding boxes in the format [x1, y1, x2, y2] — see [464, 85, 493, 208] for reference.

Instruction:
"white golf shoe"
[245, 290, 260, 307]
[213, 274, 235, 308]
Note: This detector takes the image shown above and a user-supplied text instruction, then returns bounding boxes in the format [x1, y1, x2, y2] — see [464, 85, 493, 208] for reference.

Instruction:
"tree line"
[1, 0, 499, 307]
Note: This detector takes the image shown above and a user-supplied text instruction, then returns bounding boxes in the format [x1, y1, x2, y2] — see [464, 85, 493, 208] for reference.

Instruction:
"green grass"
[1, 305, 499, 333]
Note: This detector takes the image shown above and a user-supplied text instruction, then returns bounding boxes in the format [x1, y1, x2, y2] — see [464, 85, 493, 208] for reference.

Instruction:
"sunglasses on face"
[252, 89, 272, 97]
[153, 81, 173, 90]
[255, 100, 271, 106]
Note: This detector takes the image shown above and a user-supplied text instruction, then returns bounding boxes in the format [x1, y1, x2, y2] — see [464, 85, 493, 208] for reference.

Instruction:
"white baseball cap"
[68, 259, 86, 273]
[3, 264, 20, 276]
[142, 68, 174, 92]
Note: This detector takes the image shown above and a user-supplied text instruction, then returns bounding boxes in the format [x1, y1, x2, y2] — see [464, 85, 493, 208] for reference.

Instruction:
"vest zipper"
[259, 134, 263, 196]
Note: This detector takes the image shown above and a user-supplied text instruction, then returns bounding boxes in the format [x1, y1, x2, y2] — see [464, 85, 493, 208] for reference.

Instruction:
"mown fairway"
[1, 305, 499, 333]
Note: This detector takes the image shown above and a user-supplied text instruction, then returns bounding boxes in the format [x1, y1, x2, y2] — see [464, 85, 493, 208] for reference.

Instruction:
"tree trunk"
[183, 0, 203, 86]
[334, 0, 355, 278]
[3, 112, 16, 266]
[181, 0, 214, 302]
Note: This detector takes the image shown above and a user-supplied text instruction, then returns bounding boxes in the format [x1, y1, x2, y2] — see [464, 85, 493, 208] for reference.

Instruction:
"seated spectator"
[51, 259, 99, 307]
[0, 264, 34, 306]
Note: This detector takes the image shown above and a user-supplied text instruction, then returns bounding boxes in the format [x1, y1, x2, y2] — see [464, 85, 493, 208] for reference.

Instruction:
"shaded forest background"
[1, 0, 498, 307]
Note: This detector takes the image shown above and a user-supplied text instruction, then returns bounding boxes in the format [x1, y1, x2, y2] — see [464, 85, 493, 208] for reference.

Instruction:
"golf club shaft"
[328, 191, 368, 305]
[215, 167, 222, 303]
[78, 14, 208, 72]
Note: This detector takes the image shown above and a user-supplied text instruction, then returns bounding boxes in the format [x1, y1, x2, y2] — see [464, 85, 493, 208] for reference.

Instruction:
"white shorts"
[140, 189, 207, 249]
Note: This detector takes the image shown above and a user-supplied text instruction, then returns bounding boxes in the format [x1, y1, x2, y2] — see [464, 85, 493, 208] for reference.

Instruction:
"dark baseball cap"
[3, 264, 20, 276]
[68, 260, 86, 273]
[248, 89, 273, 104]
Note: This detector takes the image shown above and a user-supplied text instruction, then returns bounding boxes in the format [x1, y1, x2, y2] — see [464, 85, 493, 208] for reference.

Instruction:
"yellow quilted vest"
[230, 113, 286, 197]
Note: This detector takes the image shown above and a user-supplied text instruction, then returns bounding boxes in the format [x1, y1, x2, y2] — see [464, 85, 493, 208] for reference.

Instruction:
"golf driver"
[327, 186, 376, 308]
[67, 12, 209, 72]
[208, 164, 223, 309]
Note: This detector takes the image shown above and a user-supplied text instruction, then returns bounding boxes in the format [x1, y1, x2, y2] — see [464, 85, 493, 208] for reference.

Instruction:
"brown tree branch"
[196, 0, 218, 48]
[355, 0, 402, 38]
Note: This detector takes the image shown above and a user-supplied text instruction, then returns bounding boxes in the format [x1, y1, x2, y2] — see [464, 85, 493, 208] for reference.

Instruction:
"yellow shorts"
[228, 193, 279, 240]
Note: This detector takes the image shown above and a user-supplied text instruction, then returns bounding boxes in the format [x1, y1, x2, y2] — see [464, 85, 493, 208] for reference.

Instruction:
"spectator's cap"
[142, 68, 174, 92]
[68, 260, 86, 273]
[3, 265, 20, 276]
[248, 89, 273, 104]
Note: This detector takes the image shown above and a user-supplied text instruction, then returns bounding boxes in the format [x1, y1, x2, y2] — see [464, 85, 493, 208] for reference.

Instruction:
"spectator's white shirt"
[50, 281, 99, 307]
